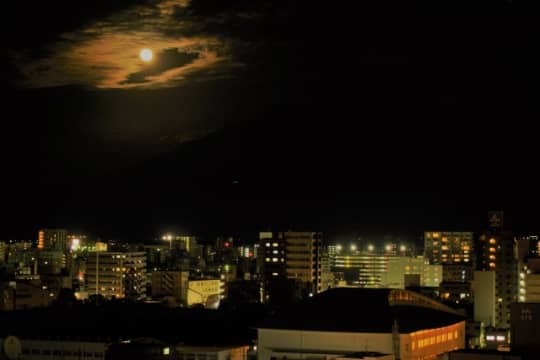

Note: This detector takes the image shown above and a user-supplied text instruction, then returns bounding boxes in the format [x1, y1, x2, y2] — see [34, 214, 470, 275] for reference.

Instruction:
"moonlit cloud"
[15, 0, 238, 89]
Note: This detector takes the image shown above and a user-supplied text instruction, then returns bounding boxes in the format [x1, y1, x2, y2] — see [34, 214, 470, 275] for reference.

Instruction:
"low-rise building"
[258, 288, 465, 360]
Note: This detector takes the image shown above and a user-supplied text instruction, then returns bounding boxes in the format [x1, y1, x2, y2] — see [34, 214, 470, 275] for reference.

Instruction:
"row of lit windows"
[412, 331, 458, 350]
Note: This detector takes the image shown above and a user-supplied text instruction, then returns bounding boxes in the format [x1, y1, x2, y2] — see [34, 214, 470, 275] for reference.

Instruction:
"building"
[449, 349, 522, 360]
[381, 256, 442, 288]
[284, 231, 322, 295]
[175, 345, 249, 360]
[476, 212, 517, 328]
[259, 232, 286, 301]
[424, 232, 473, 265]
[519, 273, 540, 303]
[257, 288, 465, 360]
[86, 252, 147, 300]
[331, 251, 395, 288]
[260, 232, 286, 278]
[0, 336, 108, 360]
[472, 271, 496, 327]
[36, 250, 66, 275]
[0, 241, 6, 264]
[151, 270, 189, 304]
[38, 229, 68, 251]
[187, 279, 221, 308]
[0, 280, 53, 311]
[510, 302, 540, 357]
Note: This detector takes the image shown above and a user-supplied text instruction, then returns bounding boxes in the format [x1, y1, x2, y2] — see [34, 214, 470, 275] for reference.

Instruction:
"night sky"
[3, 1, 537, 242]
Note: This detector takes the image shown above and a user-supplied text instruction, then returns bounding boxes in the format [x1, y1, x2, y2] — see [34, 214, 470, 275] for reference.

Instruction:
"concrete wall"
[257, 328, 393, 360]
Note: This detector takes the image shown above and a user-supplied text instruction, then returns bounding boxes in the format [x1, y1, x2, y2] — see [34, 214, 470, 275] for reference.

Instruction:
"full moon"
[139, 48, 153, 62]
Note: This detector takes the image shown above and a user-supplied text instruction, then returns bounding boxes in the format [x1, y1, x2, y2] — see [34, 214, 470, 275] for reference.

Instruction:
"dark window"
[31, 349, 41, 355]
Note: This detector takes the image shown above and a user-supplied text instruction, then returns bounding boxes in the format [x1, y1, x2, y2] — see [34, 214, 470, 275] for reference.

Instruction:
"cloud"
[14, 0, 238, 89]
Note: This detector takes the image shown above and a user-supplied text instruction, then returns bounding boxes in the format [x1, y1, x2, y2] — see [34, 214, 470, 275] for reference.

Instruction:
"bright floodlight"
[368, 244, 374, 252]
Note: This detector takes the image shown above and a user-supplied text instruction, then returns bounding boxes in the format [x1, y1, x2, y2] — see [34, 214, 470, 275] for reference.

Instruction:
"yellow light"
[489, 238, 496, 244]
[140, 48, 153, 62]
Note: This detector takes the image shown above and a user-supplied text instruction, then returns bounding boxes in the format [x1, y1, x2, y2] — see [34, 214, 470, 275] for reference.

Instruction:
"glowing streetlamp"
[162, 234, 173, 249]
[367, 244, 374, 252]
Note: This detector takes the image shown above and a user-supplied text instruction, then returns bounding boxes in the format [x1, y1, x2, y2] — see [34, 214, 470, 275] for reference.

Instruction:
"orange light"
[38, 231, 44, 250]
[489, 238, 496, 244]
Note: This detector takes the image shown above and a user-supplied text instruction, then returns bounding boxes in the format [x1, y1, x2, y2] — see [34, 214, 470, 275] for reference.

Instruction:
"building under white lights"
[381, 256, 442, 289]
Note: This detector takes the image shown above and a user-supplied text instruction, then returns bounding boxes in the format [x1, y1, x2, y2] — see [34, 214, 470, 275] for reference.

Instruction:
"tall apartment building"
[284, 231, 322, 295]
[424, 232, 473, 265]
[259, 231, 322, 299]
[38, 229, 68, 251]
[476, 211, 517, 328]
[260, 232, 286, 279]
[86, 252, 147, 300]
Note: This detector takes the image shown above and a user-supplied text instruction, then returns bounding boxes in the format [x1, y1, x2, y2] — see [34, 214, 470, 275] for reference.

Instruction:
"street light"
[162, 234, 173, 249]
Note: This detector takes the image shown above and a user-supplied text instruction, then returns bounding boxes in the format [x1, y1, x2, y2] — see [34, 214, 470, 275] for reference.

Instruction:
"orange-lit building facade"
[424, 232, 473, 265]
[404, 323, 464, 360]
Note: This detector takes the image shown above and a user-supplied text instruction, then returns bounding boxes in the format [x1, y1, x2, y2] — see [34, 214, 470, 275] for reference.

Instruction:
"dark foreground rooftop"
[260, 288, 465, 333]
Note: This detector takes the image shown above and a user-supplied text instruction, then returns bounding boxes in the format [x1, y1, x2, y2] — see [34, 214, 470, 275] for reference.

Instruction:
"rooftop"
[260, 288, 465, 334]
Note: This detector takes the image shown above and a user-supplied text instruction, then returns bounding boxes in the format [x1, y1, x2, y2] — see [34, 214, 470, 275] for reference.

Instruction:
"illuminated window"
[411, 342, 416, 350]
[454, 331, 458, 339]
[265, 258, 270, 262]
[486, 335, 495, 341]
[489, 247, 496, 253]
[496, 335, 505, 341]
[272, 243, 279, 247]
[265, 243, 271, 247]
[163, 347, 170, 355]
[489, 238, 496, 244]
[448, 332, 453, 340]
